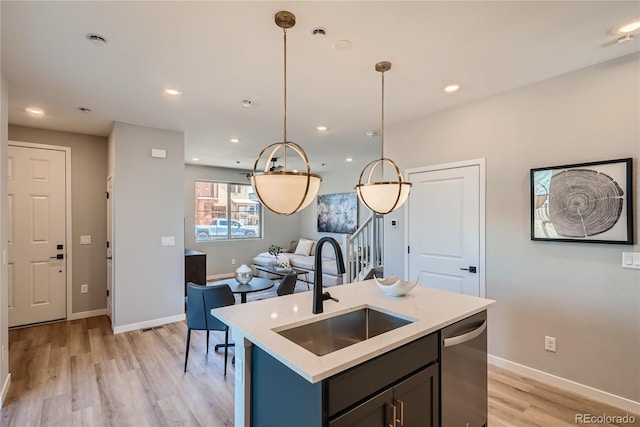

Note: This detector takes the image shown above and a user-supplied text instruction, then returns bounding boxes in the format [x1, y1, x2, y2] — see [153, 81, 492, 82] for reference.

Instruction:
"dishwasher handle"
[443, 320, 487, 348]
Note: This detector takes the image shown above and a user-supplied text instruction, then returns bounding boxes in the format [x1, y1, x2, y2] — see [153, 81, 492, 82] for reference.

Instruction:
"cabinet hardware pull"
[443, 320, 487, 347]
[395, 399, 404, 426]
[385, 402, 397, 427]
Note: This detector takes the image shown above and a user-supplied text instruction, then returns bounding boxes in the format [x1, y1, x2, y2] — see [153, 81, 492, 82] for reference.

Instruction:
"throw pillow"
[286, 240, 298, 253]
[294, 239, 314, 256]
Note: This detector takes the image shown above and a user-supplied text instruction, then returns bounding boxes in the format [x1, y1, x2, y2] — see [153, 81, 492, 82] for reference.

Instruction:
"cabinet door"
[329, 388, 394, 427]
[393, 364, 439, 427]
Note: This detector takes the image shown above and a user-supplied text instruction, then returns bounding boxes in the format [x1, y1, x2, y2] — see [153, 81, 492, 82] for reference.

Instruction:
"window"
[195, 181, 262, 241]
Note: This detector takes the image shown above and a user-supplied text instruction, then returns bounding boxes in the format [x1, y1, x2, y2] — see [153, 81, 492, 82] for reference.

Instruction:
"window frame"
[194, 180, 263, 242]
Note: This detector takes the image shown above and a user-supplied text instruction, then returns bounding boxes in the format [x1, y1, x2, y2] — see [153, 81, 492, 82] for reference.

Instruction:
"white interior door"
[407, 161, 484, 297]
[8, 145, 67, 327]
[106, 176, 113, 325]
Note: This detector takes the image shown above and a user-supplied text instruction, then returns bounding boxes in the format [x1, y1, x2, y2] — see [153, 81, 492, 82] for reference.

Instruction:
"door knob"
[50, 254, 64, 260]
[460, 266, 477, 273]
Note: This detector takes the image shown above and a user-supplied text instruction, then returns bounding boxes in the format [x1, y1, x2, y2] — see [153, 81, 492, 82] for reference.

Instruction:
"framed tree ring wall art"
[531, 158, 633, 244]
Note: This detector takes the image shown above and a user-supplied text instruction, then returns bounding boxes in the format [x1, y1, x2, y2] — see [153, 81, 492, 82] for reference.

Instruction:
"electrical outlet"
[545, 336, 556, 352]
[81, 284, 88, 294]
[232, 258, 236, 265]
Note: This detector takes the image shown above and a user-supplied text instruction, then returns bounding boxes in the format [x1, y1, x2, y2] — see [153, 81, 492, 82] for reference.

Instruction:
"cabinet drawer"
[326, 332, 438, 417]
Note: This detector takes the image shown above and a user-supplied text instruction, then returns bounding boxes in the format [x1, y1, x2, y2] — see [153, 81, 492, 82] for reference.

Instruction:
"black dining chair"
[185, 282, 236, 375]
[276, 273, 298, 296]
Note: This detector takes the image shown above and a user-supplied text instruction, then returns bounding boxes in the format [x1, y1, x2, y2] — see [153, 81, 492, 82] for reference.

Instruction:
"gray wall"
[1, 62, 10, 398]
[385, 54, 640, 401]
[8, 125, 108, 314]
[184, 164, 301, 276]
[110, 122, 184, 328]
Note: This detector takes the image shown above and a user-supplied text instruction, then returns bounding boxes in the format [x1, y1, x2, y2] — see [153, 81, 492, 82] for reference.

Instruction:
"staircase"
[342, 213, 384, 283]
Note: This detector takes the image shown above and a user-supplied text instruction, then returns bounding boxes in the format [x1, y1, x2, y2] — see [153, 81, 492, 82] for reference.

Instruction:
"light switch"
[622, 252, 640, 270]
[161, 236, 175, 246]
[80, 235, 92, 245]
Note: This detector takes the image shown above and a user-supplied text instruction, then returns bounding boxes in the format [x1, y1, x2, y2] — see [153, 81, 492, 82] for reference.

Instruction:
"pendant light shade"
[250, 141, 322, 215]
[249, 11, 322, 215]
[356, 61, 411, 214]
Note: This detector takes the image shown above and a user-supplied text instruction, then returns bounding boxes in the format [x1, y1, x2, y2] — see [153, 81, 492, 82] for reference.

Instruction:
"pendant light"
[356, 61, 412, 214]
[249, 11, 322, 215]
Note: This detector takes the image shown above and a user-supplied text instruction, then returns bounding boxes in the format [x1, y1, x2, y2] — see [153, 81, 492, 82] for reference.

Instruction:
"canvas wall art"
[317, 193, 358, 234]
[531, 158, 633, 244]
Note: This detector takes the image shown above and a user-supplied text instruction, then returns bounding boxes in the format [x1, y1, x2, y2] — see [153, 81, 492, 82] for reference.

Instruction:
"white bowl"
[373, 274, 419, 297]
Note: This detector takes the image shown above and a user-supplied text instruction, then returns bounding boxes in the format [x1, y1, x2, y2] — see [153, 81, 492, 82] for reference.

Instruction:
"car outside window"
[195, 181, 262, 241]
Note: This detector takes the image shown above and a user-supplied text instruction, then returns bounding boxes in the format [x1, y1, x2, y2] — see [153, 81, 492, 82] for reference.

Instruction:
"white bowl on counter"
[373, 274, 419, 297]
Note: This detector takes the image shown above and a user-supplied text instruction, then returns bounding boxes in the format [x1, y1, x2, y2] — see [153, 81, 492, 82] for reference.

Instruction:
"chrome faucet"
[313, 237, 346, 314]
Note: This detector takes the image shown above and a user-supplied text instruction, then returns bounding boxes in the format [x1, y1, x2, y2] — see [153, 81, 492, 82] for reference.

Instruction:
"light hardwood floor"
[1, 316, 637, 426]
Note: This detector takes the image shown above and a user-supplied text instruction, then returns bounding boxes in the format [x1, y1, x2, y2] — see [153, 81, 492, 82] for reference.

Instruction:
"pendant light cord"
[283, 27, 288, 168]
[381, 69, 385, 177]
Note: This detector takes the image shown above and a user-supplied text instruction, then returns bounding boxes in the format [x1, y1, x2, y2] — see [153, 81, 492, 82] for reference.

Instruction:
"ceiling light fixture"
[164, 88, 183, 96]
[346, 157, 353, 162]
[355, 61, 412, 214]
[315, 125, 329, 131]
[230, 138, 240, 143]
[78, 107, 92, 113]
[332, 40, 352, 51]
[25, 107, 44, 116]
[616, 19, 640, 35]
[444, 84, 460, 93]
[249, 11, 322, 216]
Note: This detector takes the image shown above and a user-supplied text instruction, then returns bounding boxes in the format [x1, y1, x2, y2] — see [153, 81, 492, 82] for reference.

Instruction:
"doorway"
[7, 142, 71, 327]
[406, 159, 485, 297]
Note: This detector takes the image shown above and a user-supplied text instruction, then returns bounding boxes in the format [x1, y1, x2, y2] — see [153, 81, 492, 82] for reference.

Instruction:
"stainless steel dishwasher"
[441, 310, 487, 427]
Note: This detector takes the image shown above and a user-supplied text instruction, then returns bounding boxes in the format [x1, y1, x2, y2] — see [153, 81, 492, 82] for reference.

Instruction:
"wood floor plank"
[2, 316, 637, 426]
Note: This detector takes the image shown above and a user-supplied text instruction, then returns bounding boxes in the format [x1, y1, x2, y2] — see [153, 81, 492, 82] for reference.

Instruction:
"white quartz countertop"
[213, 280, 495, 383]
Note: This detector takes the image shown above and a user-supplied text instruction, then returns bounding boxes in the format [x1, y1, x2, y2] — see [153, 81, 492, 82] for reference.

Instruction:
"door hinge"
[105, 191, 110, 199]
[408, 246, 410, 254]
[106, 289, 109, 297]
[106, 241, 110, 248]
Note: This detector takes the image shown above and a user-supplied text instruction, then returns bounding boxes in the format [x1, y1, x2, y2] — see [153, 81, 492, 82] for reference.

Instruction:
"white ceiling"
[2, 1, 638, 172]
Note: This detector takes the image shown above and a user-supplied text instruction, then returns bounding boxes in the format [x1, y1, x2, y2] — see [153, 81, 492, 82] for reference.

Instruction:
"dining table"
[209, 277, 274, 304]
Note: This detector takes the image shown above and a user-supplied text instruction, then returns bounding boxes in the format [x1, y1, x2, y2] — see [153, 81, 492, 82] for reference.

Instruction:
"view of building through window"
[195, 181, 262, 241]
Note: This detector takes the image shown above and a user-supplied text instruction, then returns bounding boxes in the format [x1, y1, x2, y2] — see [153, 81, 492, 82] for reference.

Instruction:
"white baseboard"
[489, 354, 640, 415]
[67, 308, 108, 321]
[0, 373, 11, 407]
[113, 313, 185, 335]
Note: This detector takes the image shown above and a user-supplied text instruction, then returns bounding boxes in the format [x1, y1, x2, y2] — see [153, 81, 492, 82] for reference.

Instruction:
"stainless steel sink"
[275, 307, 413, 356]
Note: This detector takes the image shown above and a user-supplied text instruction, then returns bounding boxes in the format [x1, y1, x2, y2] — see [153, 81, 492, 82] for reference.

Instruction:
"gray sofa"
[251, 238, 344, 287]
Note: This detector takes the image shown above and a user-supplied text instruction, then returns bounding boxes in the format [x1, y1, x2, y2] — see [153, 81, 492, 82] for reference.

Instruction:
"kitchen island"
[213, 279, 494, 426]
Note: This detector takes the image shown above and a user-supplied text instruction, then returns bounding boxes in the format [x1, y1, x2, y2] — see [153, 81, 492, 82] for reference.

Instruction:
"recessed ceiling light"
[192, 157, 199, 161]
[315, 125, 329, 131]
[346, 157, 353, 162]
[164, 88, 183, 96]
[25, 107, 44, 116]
[332, 40, 352, 51]
[616, 19, 640, 35]
[241, 99, 253, 107]
[230, 138, 240, 143]
[86, 33, 107, 46]
[444, 84, 460, 93]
